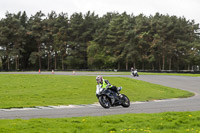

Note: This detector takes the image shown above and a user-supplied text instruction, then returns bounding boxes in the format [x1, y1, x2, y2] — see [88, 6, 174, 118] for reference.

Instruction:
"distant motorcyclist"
[96, 75, 122, 96]
[131, 67, 134, 75]
[131, 67, 139, 77]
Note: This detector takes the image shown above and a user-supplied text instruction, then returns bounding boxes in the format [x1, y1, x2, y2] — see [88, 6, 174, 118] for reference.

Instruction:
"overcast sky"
[0, 0, 199, 24]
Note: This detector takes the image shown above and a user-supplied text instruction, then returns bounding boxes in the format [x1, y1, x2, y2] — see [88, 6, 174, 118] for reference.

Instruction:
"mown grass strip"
[138, 72, 200, 77]
[0, 74, 193, 109]
[1, 111, 200, 133]
[1, 71, 200, 76]
[105, 72, 200, 77]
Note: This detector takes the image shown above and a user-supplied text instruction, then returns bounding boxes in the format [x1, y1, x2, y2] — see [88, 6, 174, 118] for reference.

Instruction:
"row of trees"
[0, 11, 199, 71]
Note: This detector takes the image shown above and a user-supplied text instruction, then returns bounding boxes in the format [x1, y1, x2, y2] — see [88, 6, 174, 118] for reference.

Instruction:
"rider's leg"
[110, 86, 122, 97]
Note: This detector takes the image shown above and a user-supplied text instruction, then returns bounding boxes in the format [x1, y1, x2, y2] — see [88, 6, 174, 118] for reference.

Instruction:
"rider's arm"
[104, 80, 111, 89]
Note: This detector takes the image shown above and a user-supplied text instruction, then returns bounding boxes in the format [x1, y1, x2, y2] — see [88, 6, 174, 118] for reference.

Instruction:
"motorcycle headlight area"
[96, 85, 103, 95]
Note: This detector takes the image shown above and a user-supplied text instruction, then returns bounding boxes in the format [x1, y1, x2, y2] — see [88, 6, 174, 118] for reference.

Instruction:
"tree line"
[0, 11, 199, 71]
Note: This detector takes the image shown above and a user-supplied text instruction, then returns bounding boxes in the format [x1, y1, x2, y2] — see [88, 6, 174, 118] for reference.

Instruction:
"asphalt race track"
[0, 72, 200, 119]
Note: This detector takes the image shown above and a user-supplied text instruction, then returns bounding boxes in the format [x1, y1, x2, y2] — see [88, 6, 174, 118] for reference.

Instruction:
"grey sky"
[0, 0, 199, 24]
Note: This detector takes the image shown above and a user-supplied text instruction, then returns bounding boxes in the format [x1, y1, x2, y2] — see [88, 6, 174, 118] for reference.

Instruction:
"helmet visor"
[96, 78, 101, 84]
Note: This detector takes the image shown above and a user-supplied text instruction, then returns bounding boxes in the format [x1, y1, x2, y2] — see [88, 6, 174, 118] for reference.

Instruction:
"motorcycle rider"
[96, 75, 122, 97]
[131, 67, 134, 75]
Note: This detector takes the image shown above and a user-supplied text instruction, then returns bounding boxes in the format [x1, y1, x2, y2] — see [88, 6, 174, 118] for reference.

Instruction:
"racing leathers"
[99, 79, 120, 94]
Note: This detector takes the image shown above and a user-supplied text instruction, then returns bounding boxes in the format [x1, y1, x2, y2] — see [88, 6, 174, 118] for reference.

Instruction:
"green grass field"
[0, 74, 193, 109]
[0, 74, 198, 133]
[1, 111, 200, 133]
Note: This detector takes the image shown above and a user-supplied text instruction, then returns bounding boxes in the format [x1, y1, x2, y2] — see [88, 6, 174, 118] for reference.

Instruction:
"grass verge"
[1, 111, 200, 133]
[138, 72, 200, 77]
[105, 72, 200, 77]
[0, 74, 193, 109]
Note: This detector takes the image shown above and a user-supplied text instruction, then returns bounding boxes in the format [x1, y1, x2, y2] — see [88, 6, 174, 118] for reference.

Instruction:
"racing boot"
[117, 86, 122, 91]
[117, 87, 123, 98]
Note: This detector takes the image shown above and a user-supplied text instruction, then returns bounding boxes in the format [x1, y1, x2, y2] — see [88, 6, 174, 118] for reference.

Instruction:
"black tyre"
[121, 94, 130, 108]
[99, 95, 111, 109]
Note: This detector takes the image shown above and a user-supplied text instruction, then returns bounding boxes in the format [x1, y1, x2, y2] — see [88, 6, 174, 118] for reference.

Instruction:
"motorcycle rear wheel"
[99, 95, 111, 109]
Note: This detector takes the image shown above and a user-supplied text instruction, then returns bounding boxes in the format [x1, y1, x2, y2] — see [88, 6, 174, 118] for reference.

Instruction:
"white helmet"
[96, 75, 103, 84]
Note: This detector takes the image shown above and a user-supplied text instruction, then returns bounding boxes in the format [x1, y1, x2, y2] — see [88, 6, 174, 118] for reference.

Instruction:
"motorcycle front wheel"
[99, 95, 111, 109]
[121, 94, 130, 108]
